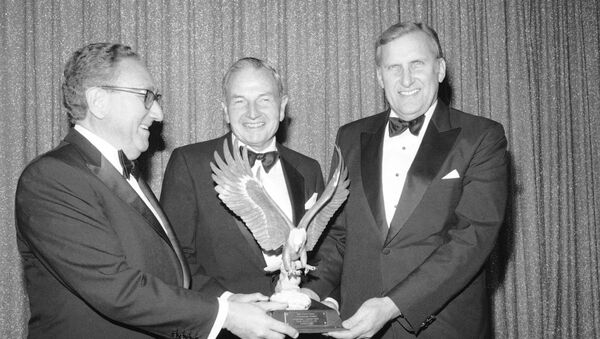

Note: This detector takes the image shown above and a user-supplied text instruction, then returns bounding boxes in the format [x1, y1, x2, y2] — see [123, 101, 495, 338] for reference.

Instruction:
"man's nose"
[149, 101, 163, 122]
[247, 102, 259, 118]
[400, 68, 414, 87]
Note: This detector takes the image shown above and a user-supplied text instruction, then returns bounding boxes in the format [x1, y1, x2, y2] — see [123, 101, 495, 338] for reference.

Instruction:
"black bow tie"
[242, 147, 279, 173]
[118, 150, 139, 180]
[388, 115, 425, 137]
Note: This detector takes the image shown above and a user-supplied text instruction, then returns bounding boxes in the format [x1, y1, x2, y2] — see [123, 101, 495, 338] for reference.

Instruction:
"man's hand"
[320, 298, 339, 314]
[228, 292, 291, 312]
[326, 297, 400, 339]
[298, 288, 339, 313]
[228, 292, 270, 303]
[224, 299, 298, 339]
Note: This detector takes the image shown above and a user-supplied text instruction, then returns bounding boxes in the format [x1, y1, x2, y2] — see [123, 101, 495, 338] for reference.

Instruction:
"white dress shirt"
[381, 101, 437, 227]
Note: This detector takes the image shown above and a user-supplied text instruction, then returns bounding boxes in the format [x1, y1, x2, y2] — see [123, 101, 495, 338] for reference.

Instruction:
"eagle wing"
[210, 139, 292, 251]
[299, 146, 350, 251]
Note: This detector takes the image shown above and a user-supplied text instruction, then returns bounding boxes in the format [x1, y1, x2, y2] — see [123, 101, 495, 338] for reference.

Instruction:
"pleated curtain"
[1, 1, 598, 338]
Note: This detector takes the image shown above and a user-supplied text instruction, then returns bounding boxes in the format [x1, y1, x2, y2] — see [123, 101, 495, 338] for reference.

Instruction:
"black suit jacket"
[160, 133, 324, 297]
[307, 101, 508, 339]
[16, 129, 218, 339]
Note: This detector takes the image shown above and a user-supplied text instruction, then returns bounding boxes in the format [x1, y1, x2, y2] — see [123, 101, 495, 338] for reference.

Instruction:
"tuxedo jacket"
[307, 101, 508, 339]
[160, 133, 324, 296]
[16, 129, 218, 339]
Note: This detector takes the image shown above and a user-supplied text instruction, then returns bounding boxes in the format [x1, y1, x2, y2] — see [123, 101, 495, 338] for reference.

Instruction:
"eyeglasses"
[98, 86, 162, 110]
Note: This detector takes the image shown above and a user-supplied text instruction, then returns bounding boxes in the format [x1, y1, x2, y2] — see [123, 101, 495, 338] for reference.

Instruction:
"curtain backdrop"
[1, 1, 598, 338]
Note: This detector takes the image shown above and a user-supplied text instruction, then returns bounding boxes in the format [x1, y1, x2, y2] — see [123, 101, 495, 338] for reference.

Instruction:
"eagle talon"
[303, 265, 316, 274]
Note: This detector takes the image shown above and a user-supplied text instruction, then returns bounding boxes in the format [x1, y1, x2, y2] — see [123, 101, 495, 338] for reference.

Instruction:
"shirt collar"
[387, 100, 437, 138]
[74, 124, 123, 173]
[231, 134, 277, 153]
[389, 99, 438, 120]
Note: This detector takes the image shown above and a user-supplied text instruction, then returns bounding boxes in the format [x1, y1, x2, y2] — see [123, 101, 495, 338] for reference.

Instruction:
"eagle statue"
[210, 140, 349, 298]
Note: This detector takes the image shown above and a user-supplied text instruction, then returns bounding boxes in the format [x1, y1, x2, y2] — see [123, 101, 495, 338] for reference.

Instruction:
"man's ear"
[279, 95, 288, 122]
[85, 87, 108, 119]
[221, 101, 230, 124]
[437, 58, 446, 83]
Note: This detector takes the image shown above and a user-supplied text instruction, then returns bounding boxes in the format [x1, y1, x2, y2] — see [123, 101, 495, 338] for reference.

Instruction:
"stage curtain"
[1, 1, 598, 337]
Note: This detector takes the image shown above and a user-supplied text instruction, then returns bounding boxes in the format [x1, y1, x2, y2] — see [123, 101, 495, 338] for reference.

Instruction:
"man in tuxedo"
[160, 57, 324, 310]
[16, 43, 298, 339]
[304, 22, 508, 338]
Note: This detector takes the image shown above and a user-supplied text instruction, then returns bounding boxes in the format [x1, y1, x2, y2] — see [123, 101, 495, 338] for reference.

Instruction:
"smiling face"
[222, 66, 287, 151]
[376, 31, 446, 121]
[100, 58, 163, 159]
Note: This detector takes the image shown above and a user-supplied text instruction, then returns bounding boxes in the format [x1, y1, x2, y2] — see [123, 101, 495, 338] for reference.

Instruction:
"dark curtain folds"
[1, 1, 598, 338]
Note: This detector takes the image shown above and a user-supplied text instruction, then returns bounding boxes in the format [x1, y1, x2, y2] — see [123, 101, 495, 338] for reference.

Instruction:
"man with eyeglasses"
[15, 43, 298, 339]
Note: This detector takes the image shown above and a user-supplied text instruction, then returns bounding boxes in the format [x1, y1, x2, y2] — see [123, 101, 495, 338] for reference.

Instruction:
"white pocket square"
[305, 192, 318, 210]
[442, 169, 460, 179]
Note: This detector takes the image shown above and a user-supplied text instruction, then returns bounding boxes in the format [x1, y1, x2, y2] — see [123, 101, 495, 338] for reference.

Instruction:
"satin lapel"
[64, 129, 171, 246]
[66, 129, 188, 285]
[361, 121, 388, 241]
[87, 158, 171, 245]
[385, 106, 460, 245]
[233, 218, 268, 269]
[137, 179, 191, 288]
[279, 156, 305, 226]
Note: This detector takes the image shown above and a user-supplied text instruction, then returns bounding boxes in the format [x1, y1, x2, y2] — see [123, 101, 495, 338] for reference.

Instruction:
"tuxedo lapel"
[87, 158, 170, 244]
[361, 115, 388, 241]
[64, 131, 167, 242]
[233, 218, 268, 268]
[385, 103, 461, 245]
[137, 179, 191, 288]
[65, 129, 189, 287]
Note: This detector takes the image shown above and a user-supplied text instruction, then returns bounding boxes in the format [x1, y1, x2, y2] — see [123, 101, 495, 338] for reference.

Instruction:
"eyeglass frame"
[98, 86, 162, 110]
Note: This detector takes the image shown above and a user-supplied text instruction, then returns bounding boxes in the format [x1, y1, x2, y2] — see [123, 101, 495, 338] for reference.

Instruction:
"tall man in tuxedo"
[160, 58, 324, 313]
[304, 22, 508, 339]
[16, 43, 297, 339]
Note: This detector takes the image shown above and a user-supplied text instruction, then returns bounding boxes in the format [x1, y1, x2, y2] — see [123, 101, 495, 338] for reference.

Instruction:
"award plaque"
[270, 299, 344, 333]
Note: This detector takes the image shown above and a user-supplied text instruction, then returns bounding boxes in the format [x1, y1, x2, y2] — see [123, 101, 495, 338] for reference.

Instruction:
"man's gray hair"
[62, 43, 139, 123]
[222, 57, 285, 100]
[375, 22, 443, 66]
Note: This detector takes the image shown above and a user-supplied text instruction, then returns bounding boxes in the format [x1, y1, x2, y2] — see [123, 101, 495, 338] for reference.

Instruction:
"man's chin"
[240, 135, 275, 150]
[125, 145, 146, 160]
